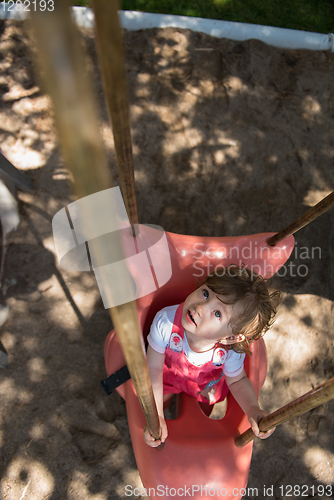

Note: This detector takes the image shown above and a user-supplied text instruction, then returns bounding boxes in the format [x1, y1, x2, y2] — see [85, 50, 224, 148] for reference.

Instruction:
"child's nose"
[195, 302, 208, 316]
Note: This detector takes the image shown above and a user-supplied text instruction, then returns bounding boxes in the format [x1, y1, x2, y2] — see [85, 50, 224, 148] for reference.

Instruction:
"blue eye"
[202, 289, 209, 298]
[214, 310, 221, 319]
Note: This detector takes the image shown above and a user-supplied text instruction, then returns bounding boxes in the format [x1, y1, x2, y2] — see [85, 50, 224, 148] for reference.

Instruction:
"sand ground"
[0, 18, 333, 500]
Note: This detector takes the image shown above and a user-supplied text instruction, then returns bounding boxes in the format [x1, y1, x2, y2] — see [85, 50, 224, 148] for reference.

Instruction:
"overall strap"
[172, 302, 185, 337]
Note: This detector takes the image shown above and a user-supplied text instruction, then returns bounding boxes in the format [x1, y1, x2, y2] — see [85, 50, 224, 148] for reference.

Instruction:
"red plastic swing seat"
[104, 227, 294, 500]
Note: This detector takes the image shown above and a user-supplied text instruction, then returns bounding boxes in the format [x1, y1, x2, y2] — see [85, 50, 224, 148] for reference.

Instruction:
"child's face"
[182, 285, 239, 348]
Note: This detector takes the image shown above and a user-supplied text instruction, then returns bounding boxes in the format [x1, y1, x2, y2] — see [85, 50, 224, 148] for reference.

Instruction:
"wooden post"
[235, 376, 334, 448]
[92, 0, 139, 236]
[267, 191, 334, 246]
[31, 0, 161, 442]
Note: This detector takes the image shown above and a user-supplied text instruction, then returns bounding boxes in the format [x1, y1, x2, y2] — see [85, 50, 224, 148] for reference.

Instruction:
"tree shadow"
[0, 17, 334, 500]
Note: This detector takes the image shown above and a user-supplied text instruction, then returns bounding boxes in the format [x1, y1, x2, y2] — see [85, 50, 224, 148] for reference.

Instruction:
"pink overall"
[163, 303, 230, 404]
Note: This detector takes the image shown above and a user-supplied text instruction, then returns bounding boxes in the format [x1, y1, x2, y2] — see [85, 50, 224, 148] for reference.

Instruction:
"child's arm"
[143, 345, 168, 447]
[225, 369, 275, 440]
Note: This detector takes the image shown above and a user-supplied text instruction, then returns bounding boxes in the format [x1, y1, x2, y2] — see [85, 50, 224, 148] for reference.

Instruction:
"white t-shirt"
[147, 304, 245, 377]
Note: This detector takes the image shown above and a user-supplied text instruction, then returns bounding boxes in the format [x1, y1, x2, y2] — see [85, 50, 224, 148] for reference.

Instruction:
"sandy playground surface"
[0, 17, 334, 500]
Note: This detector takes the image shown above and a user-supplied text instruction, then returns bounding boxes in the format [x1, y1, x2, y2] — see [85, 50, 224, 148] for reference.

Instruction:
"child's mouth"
[187, 310, 197, 326]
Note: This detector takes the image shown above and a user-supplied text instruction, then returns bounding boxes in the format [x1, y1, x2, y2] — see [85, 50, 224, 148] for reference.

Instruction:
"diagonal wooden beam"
[30, 0, 161, 443]
[267, 191, 334, 246]
[235, 375, 334, 447]
[92, 0, 138, 235]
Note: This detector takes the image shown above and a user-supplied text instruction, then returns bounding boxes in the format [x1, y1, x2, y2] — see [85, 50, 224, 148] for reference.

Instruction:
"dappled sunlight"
[11, 95, 50, 116]
[29, 421, 46, 440]
[2, 85, 40, 103]
[158, 28, 189, 52]
[27, 356, 49, 383]
[101, 122, 115, 151]
[115, 469, 146, 498]
[255, 291, 333, 490]
[134, 169, 148, 184]
[303, 188, 332, 207]
[0, 378, 31, 405]
[136, 85, 152, 99]
[130, 103, 144, 121]
[214, 149, 225, 165]
[68, 470, 107, 500]
[0, 68, 55, 169]
[64, 372, 87, 393]
[309, 167, 333, 192]
[197, 78, 216, 96]
[3, 145, 45, 169]
[304, 446, 334, 484]
[268, 154, 278, 164]
[266, 293, 333, 357]
[224, 75, 250, 95]
[51, 167, 72, 182]
[20, 333, 41, 353]
[137, 72, 152, 84]
[183, 127, 203, 148]
[208, 131, 239, 153]
[259, 291, 333, 440]
[42, 235, 58, 254]
[302, 94, 322, 119]
[46, 297, 90, 330]
[0, 330, 16, 350]
[0, 14, 333, 500]
[121, 28, 334, 238]
[1, 457, 55, 500]
[186, 85, 202, 97]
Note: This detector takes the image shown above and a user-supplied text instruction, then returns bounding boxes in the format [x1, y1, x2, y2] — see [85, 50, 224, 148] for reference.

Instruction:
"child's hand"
[143, 415, 168, 447]
[247, 406, 275, 440]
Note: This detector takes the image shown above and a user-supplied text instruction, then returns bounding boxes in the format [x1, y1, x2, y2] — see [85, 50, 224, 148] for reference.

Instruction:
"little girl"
[144, 265, 280, 447]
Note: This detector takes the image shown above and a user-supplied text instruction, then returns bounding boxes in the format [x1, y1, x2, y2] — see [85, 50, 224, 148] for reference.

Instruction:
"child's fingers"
[143, 424, 167, 448]
[251, 421, 276, 439]
[248, 408, 276, 440]
[250, 420, 260, 437]
[145, 437, 164, 447]
[257, 427, 276, 439]
[143, 432, 162, 447]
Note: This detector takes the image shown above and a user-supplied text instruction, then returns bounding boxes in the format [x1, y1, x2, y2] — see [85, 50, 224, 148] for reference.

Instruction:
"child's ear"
[234, 334, 246, 343]
[220, 334, 245, 345]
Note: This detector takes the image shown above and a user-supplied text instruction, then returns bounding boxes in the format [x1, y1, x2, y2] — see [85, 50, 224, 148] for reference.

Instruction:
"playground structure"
[102, 226, 293, 497]
[29, 1, 334, 498]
